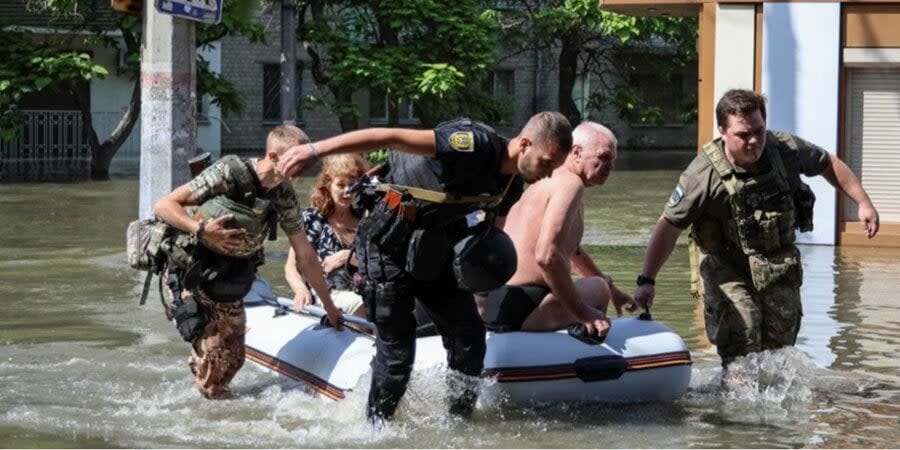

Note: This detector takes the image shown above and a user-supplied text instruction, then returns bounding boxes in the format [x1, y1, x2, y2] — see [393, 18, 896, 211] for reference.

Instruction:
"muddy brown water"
[1, 165, 897, 447]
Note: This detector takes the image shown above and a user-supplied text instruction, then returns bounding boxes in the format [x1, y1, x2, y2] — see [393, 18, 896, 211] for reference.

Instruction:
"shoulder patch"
[449, 131, 475, 152]
[667, 184, 685, 207]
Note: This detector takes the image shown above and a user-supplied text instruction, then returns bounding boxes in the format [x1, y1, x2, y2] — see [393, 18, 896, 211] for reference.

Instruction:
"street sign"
[155, 0, 222, 24]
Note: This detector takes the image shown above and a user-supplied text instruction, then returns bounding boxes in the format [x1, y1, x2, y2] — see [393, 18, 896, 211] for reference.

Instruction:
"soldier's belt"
[375, 183, 502, 206]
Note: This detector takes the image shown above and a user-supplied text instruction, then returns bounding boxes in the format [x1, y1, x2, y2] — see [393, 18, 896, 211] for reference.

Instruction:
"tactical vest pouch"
[126, 218, 169, 271]
[747, 245, 802, 291]
[794, 182, 816, 232]
[361, 201, 413, 256]
[690, 220, 724, 254]
[195, 196, 269, 258]
[406, 228, 451, 281]
[160, 233, 199, 271]
[167, 295, 209, 342]
[758, 210, 787, 254]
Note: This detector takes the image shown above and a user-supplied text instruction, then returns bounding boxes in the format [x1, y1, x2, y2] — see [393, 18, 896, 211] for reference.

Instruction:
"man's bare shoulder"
[546, 170, 585, 199]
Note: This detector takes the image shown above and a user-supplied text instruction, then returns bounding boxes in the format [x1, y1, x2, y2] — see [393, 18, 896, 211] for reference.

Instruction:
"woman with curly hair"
[285, 154, 370, 317]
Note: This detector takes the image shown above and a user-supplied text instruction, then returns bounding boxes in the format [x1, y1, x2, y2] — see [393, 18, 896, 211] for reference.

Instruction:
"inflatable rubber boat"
[243, 279, 692, 405]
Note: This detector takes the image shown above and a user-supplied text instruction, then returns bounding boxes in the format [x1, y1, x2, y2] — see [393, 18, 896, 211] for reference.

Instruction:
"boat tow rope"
[256, 293, 377, 335]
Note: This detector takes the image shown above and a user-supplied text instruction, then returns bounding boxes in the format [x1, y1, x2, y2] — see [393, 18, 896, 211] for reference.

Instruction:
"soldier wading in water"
[632, 89, 880, 370]
[277, 113, 573, 424]
[151, 125, 342, 399]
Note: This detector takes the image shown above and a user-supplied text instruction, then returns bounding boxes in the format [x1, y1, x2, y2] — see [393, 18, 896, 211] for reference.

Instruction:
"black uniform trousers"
[356, 222, 486, 421]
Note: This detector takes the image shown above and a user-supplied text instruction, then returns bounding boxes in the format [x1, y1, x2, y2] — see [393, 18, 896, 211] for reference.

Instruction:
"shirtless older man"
[481, 122, 633, 337]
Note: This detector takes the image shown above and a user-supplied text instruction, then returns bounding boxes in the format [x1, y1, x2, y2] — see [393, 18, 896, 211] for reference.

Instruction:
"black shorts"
[481, 284, 551, 332]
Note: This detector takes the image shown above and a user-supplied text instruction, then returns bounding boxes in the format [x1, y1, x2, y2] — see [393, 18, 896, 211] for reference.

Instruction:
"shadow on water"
[1, 168, 899, 448]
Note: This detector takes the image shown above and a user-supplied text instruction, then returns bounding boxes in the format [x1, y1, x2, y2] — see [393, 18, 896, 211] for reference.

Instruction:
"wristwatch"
[601, 274, 614, 286]
[194, 219, 207, 240]
[636, 274, 655, 286]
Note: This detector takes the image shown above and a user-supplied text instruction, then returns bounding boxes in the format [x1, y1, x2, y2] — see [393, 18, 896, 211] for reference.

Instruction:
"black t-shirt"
[386, 118, 523, 218]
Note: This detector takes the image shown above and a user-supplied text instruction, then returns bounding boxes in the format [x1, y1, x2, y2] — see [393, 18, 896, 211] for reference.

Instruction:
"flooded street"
[1, 167, 898, 448]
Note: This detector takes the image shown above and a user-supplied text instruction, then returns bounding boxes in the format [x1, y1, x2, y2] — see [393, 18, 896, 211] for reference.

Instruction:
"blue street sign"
[155, 0, 222, 24]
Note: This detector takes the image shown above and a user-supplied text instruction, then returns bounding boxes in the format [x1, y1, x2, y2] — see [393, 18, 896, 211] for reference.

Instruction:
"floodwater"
[1, 160, 898, 448]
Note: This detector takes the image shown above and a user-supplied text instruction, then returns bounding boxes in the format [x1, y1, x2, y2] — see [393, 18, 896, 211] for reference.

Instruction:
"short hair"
[310, 154, 370, 217]
[716, 89, 767, 129]
[266, 124, 309, 155]
[574, 121, 617, 153]
[520, 111, 573, 155]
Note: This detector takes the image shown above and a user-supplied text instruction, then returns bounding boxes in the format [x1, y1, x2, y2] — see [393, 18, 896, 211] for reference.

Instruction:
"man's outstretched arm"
[278, 128, 436, 178]
[822, 154, 879, 238]
[632, 217, 683, 311]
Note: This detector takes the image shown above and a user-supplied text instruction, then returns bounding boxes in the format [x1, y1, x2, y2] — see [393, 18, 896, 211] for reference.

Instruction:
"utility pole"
[280, 0, 298, 125]
[139, 2, 197, 219]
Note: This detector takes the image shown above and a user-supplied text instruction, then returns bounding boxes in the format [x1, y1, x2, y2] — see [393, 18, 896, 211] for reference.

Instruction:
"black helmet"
[452, 224, 517, 293]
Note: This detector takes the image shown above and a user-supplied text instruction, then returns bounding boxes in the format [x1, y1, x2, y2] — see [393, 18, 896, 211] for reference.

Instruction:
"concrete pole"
[139, 3, 197, 219]
[280, 0, 297, 125]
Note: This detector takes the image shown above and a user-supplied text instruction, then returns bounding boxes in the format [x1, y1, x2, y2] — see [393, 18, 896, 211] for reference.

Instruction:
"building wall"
[221, 8, 696, 152]
[762, 2, 841, 245]
[713, 3, 755, 122]
[96, 40, 222, 175]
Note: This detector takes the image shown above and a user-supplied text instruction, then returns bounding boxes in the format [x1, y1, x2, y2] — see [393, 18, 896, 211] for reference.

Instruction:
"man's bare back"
[481, 122, 630, 336]
[505, 171, 585, 287]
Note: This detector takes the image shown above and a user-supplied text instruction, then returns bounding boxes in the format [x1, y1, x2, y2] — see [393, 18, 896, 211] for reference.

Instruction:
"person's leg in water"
[414, 274, 486, 418]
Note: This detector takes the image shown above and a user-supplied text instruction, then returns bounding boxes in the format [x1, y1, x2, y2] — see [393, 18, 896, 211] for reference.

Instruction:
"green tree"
[500, 0, 697, 125]
[298, 0, 504, 130]
[0, 0, 265, 179]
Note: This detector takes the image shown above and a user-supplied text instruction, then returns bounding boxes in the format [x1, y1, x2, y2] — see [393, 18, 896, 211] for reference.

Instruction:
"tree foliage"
[298, 0, 507, 130]
[500, 0, 697, 126]
[0, 0, 265, 179]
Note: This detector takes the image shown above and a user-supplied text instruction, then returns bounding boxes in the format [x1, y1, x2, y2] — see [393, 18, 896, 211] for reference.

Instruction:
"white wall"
[198, 42, 222, 158]
[762, 3, 841, 245]
[714, 4, 757, 136]
[92, 39, 222, 172]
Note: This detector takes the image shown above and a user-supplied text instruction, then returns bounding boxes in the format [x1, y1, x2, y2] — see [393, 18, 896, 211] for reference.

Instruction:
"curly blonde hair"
[310, 154, 370, 217]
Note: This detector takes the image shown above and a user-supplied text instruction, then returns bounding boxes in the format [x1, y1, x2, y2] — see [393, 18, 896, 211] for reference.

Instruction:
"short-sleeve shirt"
[663, 130, 831, 230]
[298, 207, 357, 295]
[385, 119, 524, 218]
[187, 156, 305, 236]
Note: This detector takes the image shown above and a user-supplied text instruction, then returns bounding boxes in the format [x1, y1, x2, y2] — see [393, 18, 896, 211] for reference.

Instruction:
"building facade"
[0, 1, 222, 181]
[217, 5, 697, 155]
[601, 0, 900, 247]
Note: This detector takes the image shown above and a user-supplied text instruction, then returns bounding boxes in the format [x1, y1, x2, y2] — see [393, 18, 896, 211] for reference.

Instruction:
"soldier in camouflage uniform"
[631, 89, 879, 367]
[154, 125, 343, 399]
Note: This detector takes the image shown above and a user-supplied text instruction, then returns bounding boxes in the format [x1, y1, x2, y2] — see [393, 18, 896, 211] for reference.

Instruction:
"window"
[262, 64, 302, 123]
[482, 69, 515, 98]
[196, 91, 209, 123]
[629, 72, 689, 125]
[369, 89, 418, 124]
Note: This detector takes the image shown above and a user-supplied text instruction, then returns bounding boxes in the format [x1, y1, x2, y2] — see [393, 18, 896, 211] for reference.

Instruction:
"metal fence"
[0, 110, 91, 182]
[0, 110, 145, 181]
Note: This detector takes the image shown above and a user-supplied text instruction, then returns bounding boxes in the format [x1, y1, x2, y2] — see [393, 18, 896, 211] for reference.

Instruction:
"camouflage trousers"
[700, 254, 803, 366]
[162, 269, 247, 398]
[188, 289, 246, 399]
